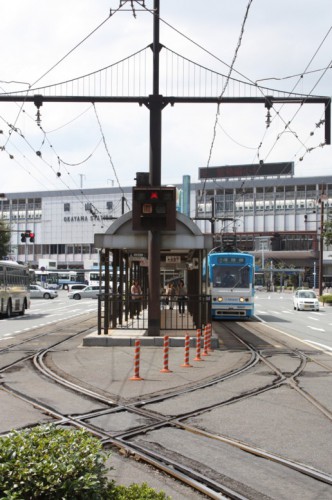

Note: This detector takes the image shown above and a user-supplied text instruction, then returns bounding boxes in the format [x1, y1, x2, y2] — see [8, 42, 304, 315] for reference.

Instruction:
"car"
[67, 284, 87, 293]
[30, 284, 58, 299]
[293, 289, 319, 311]
[67, 285, 105, 300]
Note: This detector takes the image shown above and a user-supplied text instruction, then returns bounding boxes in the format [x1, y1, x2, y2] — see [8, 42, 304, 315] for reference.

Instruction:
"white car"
[67, 284, 87, 293]
[293, 289, 319, 311]
[30, 284, 58, 300]
[68, 285, 105, 300]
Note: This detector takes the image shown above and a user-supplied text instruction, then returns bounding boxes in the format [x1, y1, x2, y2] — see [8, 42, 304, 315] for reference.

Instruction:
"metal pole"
[147, 0, 162, 336]
[319, 198, 324, 296]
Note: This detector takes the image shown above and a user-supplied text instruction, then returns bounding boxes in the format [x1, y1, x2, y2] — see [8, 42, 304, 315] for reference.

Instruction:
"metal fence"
[97, 293, 211, 335]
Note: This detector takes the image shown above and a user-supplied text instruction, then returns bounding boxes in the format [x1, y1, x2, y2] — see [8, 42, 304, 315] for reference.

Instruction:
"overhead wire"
[147, 2, 330, 183]
[93, 103, 131, 211]
[2, 5, 123, 151]
[200, 0, 254, 201]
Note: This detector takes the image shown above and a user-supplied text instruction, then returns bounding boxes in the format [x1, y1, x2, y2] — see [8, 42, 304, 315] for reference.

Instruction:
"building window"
[85, 203, 92, 211]
[64, 203, 70, 212]
[106, 201, 113, 210]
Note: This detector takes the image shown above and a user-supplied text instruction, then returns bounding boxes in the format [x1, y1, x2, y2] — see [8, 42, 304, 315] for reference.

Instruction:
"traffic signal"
[132, 186, 176, 231]
[20, 230, 35, 243]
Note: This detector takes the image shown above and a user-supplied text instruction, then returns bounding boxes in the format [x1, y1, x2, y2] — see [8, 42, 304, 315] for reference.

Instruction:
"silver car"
[30, 284, 58, 300]
[293, 289, 319, 311]
[68, 285, 104, 300]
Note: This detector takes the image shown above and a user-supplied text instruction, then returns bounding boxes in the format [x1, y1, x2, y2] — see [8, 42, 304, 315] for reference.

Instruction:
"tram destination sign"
[199, 162, 294, 179]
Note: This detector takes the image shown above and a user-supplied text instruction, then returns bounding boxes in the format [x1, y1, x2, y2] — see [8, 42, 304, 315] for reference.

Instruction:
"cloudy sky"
[0, 0, 331, 194]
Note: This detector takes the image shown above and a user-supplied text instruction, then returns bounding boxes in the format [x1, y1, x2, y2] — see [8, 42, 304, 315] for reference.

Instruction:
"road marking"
[304, 340, 332, 352]
[307, 316, 319, 321]
[307, 326, 325, 332]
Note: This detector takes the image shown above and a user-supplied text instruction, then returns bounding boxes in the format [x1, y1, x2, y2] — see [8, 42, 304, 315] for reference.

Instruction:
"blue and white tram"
[207, 251, 255, 320]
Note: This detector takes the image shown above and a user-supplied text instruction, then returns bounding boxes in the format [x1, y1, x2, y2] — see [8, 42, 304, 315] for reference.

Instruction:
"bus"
[0, 261, 30, 317]
[32, 270, 60, 289]
[85, 269, 126, 291]
[57, 270, 86, 290]
[206, 251, 255, 320]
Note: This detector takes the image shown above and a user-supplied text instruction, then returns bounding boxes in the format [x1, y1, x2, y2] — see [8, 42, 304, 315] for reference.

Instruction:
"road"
[0, 290, 98, 341]
[1, 289, 332, 356]
[255, 290, 332, 353]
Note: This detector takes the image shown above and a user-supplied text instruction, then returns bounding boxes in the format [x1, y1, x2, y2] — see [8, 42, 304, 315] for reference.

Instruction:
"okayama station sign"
[64, 215, 104, 222]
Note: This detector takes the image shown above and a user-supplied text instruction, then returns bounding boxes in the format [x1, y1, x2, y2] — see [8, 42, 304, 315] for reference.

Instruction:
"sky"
[0, 0, 331, 194]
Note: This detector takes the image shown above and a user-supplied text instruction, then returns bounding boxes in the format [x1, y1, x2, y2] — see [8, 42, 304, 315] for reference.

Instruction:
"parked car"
[30, 284, 58, 300]
[67, 284, 87, 293]
[293, 289, 319, 311]
[68, 285, 104, 300]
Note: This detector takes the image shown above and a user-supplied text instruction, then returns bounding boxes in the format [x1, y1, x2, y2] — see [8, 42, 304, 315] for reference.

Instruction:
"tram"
[206, 250, 255, 320]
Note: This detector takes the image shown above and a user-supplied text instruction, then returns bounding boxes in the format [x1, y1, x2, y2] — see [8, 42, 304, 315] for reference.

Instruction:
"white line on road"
[304, 340, 332, 352]
[307, 326, 325, 332]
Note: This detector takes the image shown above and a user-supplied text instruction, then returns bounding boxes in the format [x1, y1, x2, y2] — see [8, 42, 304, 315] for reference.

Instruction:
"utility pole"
[147, 0, 162, 336]
[319, 188, 327, 296]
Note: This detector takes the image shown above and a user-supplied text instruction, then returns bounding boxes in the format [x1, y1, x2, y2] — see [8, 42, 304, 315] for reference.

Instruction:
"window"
[64, 203, 70, 212]
[106, 201, 113, 210]
[85, 203, 92, 211]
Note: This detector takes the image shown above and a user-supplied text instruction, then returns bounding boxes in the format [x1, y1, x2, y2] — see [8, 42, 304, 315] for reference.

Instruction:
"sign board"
[199, 162, 294, 179]
[166, 256, 181, 264]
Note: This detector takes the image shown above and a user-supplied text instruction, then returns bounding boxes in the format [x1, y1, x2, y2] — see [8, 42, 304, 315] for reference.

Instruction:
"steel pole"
[147, 0, 161, 336]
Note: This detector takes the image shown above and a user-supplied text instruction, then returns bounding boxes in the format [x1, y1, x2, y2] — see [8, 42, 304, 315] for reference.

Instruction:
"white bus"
[57, 270, 86, 289]
[33, 270, 60, 289]
[0, 261, 30, 317]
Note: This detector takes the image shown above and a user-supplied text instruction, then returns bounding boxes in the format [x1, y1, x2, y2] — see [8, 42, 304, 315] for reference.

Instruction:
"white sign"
[166, 256, 181, 264]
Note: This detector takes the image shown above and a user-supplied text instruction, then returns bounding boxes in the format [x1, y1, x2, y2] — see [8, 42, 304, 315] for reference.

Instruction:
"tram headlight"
[239, 297, 245, 302]
[217, 296, 223, 302]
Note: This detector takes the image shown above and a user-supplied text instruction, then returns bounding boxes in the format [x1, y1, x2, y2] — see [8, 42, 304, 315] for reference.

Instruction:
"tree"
[0, 218, 11, 258]
[323, 220, 332, 247]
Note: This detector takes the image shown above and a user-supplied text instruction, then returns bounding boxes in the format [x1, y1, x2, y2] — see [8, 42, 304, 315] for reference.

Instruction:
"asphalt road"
[0, 290, 98, 340]
[1, 289, 332, 355]
[254, 290, 332, 352]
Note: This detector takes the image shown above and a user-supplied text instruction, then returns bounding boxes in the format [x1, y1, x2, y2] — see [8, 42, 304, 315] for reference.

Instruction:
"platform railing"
[97, 293, 211, 335]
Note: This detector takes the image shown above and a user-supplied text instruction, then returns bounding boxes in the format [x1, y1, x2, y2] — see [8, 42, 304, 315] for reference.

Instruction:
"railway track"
[1, 315, 332, 499]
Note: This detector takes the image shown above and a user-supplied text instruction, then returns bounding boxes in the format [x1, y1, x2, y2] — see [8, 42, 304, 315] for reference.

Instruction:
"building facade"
[1, 174, 332, 285]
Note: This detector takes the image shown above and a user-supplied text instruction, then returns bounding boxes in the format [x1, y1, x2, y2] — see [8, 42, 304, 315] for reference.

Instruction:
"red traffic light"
[150, 191, 159, 200]
[29, 232, 35, 242]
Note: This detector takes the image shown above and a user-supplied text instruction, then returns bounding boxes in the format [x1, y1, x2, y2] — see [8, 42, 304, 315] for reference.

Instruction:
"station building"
[2, 173, 332, 286]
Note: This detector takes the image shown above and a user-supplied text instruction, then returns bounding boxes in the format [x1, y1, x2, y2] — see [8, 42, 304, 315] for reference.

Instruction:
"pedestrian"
[166, 283, 175, 310]
[177, 280, 187, 314]
[131, 280, 142, 318]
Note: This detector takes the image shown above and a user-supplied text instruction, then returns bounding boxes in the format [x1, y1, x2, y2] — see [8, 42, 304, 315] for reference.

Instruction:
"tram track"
[1, 316, 332, 498]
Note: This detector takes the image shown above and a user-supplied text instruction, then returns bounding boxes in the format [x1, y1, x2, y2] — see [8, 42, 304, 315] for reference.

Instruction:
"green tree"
[0, 218, 11, 258]
[323, 220, 332, 246]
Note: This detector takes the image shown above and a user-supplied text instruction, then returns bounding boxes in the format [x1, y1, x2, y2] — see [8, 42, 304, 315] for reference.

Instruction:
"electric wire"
[202, 0, 254, 200]
[93, 103, 131, 211]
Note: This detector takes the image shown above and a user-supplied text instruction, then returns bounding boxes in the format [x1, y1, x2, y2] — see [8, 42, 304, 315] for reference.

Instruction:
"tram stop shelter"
[94, 211, 213, 335]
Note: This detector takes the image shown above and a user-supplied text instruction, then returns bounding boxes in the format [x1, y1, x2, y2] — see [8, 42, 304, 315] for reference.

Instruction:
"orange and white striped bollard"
[207, 323, 213, 352]
[202, 325, 210, 356]
[130, 339, 143, 380]
[194, 328, 203, 361]
[181, 334, 192, 367]
[160, 335, 172, 373]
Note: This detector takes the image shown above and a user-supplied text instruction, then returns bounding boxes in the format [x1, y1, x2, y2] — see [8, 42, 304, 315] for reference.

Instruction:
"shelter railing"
[97, 293, 211, 335]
